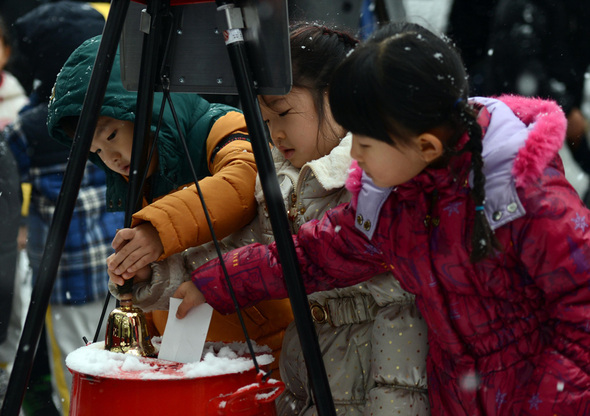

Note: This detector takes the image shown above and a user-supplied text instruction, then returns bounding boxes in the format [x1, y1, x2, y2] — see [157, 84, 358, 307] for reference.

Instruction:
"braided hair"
[329, 22, 500, 262]
[455, 99, 502, 262]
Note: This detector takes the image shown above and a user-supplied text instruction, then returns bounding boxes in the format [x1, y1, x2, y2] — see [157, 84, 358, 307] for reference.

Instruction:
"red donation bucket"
[67, 341, 284, 416]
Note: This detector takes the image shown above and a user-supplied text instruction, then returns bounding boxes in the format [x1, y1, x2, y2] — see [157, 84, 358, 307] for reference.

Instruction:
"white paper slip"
[157, 297, 214, 363]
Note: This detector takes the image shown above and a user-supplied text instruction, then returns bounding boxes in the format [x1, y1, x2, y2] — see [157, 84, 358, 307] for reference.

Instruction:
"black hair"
[261, 22, 358, 144]
[330, 22, 500, 262]
[289, 22, 358, 115]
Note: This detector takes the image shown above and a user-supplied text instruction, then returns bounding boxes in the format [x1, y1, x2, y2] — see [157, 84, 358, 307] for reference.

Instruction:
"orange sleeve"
[131, 112, 257, 259]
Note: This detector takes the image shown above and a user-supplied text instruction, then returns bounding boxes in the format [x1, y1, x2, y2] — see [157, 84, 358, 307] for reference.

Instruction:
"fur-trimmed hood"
[254, 133, 352, 207]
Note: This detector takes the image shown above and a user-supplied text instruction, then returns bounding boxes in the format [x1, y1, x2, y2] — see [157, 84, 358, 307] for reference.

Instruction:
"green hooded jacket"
[48, 35, 245, 212]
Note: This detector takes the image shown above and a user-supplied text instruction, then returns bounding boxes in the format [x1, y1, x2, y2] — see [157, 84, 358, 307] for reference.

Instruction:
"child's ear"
[416, 133, 443, 163]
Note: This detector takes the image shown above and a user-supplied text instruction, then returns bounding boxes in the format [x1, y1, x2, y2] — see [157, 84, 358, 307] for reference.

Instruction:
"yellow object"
[90, 2, 110, 19]
[20, 182, 31, 217]
[46, 306, 70, 416]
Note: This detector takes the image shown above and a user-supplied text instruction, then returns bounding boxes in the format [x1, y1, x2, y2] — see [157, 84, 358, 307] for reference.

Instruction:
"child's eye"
[107, 131, 116, 141]
[278, 110, 290, 117]
[94, 149, 102, 155]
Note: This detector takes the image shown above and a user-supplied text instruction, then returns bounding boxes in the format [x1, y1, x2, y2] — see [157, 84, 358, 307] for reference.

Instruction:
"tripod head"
[121, 0, 291, 95]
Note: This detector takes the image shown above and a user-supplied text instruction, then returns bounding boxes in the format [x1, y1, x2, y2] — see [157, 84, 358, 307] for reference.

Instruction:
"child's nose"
[270, 128, 286, 144]
[106, 149, 121, 163]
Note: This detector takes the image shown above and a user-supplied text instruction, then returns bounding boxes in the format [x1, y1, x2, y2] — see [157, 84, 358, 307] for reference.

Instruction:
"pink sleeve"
[191, 203, 387, 314]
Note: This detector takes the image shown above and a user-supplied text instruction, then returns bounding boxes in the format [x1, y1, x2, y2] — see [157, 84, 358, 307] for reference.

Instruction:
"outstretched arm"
[108, 114, 257, 278]
[191, 203, 388, 314]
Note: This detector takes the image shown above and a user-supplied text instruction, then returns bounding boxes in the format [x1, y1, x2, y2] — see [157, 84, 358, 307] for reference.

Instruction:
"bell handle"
[117, 278, 134, 297]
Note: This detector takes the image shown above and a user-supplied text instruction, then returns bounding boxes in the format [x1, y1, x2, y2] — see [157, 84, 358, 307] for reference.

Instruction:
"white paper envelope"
[157, 297, 214, 363]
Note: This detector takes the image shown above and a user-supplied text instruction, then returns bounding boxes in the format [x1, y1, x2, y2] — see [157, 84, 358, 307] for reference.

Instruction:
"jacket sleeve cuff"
[124, 254, 190, 311]
[137, 255, 189, 311]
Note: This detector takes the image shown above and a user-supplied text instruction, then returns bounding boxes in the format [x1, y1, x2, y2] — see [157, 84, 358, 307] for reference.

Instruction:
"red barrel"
[68, 343, 284, 416]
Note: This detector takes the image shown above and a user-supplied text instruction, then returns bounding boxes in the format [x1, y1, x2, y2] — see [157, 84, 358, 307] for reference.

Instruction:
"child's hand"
[107, 255, 128, 286]
[133, 264, 153, 283]
[173, 281, 206, 319]
[107, 256, 152, 286]
[109, 223, 164, 279]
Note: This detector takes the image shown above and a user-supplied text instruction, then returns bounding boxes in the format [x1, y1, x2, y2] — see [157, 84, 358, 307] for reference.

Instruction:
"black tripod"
[1, 1, 336, 415]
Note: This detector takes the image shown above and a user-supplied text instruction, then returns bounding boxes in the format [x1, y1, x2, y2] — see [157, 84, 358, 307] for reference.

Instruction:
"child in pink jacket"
[177, 22, 590, 415]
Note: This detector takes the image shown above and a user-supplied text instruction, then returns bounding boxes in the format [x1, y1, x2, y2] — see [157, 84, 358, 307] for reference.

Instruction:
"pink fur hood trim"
[345, 160, 363, 207]
[498, 94, 567, 187]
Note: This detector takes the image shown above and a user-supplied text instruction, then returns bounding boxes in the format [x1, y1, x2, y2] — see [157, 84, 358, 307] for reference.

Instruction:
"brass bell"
[105, 291, 156, 357]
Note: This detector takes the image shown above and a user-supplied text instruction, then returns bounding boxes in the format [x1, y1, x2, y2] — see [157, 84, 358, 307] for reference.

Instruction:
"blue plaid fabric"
[6, 115, 124, 305]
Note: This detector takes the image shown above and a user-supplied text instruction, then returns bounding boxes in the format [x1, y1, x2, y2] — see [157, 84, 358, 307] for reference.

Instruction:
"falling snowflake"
[459, 371, 479, 391]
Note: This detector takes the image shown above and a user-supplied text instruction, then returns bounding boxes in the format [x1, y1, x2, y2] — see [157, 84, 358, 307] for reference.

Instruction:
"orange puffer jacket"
[131, 111, 258, 258]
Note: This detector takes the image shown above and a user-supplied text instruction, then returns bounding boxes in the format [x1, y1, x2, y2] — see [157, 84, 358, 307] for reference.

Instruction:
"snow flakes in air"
[459, 371, 480, 391]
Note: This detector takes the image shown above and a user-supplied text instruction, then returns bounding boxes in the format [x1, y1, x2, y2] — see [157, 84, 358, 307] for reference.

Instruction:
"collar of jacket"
[471, 95, 566, 229]
[255, 133, 353, 205]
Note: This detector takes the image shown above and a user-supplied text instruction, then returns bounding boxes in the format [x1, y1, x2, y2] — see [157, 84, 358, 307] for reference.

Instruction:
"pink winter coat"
[192, 96, 590, 415]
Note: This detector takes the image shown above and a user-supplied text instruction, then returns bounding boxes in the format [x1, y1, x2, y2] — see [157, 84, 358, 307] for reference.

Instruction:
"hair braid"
[457, 101, 502, 262]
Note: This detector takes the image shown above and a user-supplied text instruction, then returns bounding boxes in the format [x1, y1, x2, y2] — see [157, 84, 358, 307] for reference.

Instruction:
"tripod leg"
[0, 1, 130, 414]
[115, 0, 169, 299]
[126, 0, 169, 224]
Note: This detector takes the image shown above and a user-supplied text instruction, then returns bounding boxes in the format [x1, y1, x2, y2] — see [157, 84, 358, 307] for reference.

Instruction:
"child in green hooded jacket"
[48, 35, 258, 279]
[47, 36, 295, 363]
